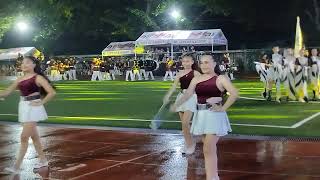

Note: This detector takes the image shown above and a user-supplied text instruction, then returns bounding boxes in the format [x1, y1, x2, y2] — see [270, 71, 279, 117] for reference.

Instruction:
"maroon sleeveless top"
[195, 76, 223, 104]
[180, 70, 194, 90]
[18, 76, 40, 96]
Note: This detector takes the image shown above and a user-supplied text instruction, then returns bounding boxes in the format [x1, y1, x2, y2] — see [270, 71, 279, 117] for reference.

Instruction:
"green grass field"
[0, 79, 319, 137]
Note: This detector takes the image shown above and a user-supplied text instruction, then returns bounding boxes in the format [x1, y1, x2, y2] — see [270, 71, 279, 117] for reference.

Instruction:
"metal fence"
[212, 49, 270, 73]
[0, 48, 281, 76]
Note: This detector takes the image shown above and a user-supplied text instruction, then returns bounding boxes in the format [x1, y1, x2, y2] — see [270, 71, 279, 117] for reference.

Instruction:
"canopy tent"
[0, 47, 42, 61]
[102, 41, 137, 57]
[135, 29, 228, 59]
[136, 29, 227, 46]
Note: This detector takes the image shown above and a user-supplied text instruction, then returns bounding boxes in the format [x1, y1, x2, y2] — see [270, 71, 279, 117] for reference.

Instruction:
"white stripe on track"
[0, 113, 293, 128]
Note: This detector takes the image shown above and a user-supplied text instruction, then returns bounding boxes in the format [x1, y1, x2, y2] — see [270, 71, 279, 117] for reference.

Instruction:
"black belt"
[197, 103, 222, 110]
[197, 104, 212, 110]
[23, 94, 41, 101]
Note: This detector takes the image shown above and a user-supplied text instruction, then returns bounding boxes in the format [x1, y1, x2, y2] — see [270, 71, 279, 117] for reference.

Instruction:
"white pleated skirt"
[18, 97, 48, 123]
[174, 91, 197, 113]
[191, 109, 232, 136]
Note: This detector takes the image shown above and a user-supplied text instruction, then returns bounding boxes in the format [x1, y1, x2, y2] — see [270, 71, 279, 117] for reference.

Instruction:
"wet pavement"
[0, 124, 320, 180]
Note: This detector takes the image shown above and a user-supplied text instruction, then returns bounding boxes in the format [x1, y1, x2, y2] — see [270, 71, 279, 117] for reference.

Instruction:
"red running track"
[0, 124, 320, 180]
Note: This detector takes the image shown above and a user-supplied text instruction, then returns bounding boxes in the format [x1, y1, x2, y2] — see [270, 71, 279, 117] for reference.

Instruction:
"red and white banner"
[136, 29, 228, 46]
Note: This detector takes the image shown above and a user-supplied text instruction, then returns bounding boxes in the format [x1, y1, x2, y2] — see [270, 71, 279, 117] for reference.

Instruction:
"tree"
[306, 0, 320, 31]
[109, 0, 196, 39]
[0, 0, 74, 52]
[0, 17, 14, 42]
[0, 0, 19, 42]
[0, 0, 316, 54]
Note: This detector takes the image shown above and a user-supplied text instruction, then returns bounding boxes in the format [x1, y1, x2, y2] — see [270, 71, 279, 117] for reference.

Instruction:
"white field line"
[240, 96, 320, 104]
[0, 113, 294, 128]
[291, 112, 320, 128]
[240, 96, 320, 128]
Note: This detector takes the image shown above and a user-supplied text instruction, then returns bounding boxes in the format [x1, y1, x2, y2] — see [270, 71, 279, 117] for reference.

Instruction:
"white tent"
[102, 41, 136, 57]
[0, 47, 41, 61]
[135, 29, 228, 58]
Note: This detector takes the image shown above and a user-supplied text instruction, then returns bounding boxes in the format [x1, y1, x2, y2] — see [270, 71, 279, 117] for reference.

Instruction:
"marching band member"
[56, 61, 62, 81]
[223, 53, 235, 80]
[255, 54, 271, 99]
[267, 46, 283, 102]
[63, 59, 70, 80]
[15, 59, 24, 77]
[16, 53, 24, 77]
[108, 59, 116, 80]
[283, 48, 296, 101]
[309, 49, 320, 100]
[100, 60, 108, 80]
[58, 61, 67, 81]
[318, 52, 320, 96]
[50, 60, 59, 82]
[138, 59, 148, 80]
[145, 60, 155, 80]
[132, 60, 142, 81]
[295, 49, 309, 102]
[91, 58, 102, 81]
[125, 59, 134, 81]
[68, 58, 77, 80]
[115, 58, 122, 76]
[164, 57, 174, 81]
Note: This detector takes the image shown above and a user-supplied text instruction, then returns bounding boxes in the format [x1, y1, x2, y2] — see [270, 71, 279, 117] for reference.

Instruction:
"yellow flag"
[294, 16, 303, 57]
[134, 45, 144, 54]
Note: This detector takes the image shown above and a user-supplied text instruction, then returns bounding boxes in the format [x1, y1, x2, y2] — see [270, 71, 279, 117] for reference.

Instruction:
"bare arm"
[0, 79, 19, 98]
[163, 74, 180, 104]
[36, 76, 56, 105]
[217, 75, 238, 111]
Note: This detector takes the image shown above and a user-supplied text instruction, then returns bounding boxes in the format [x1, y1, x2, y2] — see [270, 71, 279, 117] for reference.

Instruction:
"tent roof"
[102, 41, 135, 52]
[135, 29, 228, 46]
[0, 47, 38, 61]
[102, 41, 135, 56]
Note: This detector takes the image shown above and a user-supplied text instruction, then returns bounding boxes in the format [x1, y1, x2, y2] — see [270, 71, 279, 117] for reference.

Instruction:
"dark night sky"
[0, 0, 317, 55]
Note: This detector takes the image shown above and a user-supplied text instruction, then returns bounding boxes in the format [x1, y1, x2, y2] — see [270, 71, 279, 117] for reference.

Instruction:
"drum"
[145, 60, 159, 71]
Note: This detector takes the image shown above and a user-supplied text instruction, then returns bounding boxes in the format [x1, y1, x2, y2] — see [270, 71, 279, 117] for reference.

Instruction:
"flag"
[149, 103, 167, 130]
[294, 16, 303, 57]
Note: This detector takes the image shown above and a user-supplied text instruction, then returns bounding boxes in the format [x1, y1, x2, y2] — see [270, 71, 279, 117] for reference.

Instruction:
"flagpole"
[294, 16, 303, 58]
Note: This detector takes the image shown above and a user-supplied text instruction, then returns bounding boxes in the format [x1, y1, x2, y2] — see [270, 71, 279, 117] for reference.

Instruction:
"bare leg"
[30, 124, 46, 162]
[179, 111, 194, 148]
[14, 123, 34, 169]
[203, 134, 220, 180]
